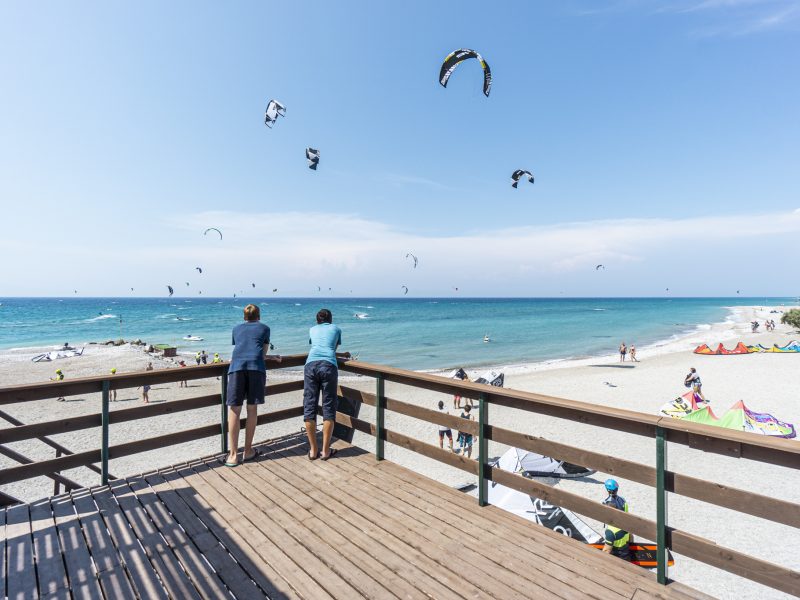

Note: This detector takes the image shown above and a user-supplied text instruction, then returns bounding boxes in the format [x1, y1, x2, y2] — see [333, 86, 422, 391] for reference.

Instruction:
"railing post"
[478, 392, 488, 506]
[220, 373, 228, 455]
[656, 425, 668, 584]
[101, 380, 110, 485]
[53, 448, 62, 496]
[375, 375, 385, 461]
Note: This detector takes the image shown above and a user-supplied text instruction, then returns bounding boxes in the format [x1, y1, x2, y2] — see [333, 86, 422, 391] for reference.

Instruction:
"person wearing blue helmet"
[602, 479, 632, 560]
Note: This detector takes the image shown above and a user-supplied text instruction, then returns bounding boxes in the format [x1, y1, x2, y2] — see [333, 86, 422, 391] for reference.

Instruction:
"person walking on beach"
[223, 304, 279, 467]
[195, 351, 201, 366]
[452, 368, 469, 409]
[436, 400, 454, 451]
[303, 309, 351, 461]
[110, 368, 117, 401]
[619, 342, 627, 362]
[178, 360, 188, 388]
[201, 350, 208, 365]
[684, 367, 705, 401]
[602, 479, 632, 561]
[142, 362, 153, 403]
[457, 405, 475, 458]
[629, 345, 639, 362]
[51, 369, 65, 402]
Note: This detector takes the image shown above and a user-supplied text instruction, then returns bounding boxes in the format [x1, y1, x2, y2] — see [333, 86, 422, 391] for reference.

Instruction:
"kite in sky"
[401, 285, 409, 296]
[439, 48, 492, 97]
[167, 285, 174, 297]
[306, 147, 320, 170]
[511, 170, 534, 189]
[406, 253, 418, 269]
[596, 264, 605, 270]
[264, 99, 286, 128]
[204, 228, 222, 240]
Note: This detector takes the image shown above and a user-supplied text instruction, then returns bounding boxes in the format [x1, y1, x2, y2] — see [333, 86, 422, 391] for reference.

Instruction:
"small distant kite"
[401, 285, 409, 296]
[317, 286, 321, 292]
[264, 99, 286, 128]
[511, 170, 534, 189]
[453, 287, 459, 291]
[736, 290, 741, 294]
[596, 264, 605, 270]
[167, 285, 174, 297]
[251, 283, 256, 288]
[130, 287, 134, 292]
[306, 147, 320, 170]
[198, 290, 202, 295]
[273, 288, 278, 293]
[439, 49, 492, 97]
[233, 293, 237, 298]
[406, 253, 418, 269]
[196, 267, 202, 274]
[666, 288, 670, 292]
[204, 228, 222, 240]
[185, 282, 190, 286]
[74, 290, 77, 294]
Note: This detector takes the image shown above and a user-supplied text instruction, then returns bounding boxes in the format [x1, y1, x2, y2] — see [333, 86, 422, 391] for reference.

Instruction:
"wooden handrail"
[0, 354, 307, 405]
[339, 359, 800, 466]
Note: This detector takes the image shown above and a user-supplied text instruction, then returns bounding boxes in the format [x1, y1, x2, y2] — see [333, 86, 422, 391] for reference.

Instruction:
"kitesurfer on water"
[602, 479, 632, 561]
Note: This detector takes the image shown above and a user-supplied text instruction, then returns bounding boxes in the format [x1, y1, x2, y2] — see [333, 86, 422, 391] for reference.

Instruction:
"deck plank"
[29, 498, 69, 599]
[51, 494, 104, 599]
[90, 485, 168, 600]
[187, 459, 361, 600]
[0, 508, 6, 600]
[326, 444, 629, 599]
[71, 488, 137, 600]
[106, 479, 204, 600]
[146, 466, 301, 600]
[6, 503, 37, 600]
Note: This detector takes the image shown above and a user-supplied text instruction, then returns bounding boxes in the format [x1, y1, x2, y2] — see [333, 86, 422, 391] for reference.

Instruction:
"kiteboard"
[589, 544, 675, 568]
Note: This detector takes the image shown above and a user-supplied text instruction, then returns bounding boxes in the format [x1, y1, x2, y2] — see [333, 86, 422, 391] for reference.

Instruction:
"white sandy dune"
[1, 305, 798, 599]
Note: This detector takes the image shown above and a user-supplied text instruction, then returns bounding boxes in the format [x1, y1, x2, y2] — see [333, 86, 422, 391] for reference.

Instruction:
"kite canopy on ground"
[496, 447, 595, 479]
[473, 370, 504, 387]
[439, 48, 492, 97]
[661, 393, 795, 438]
[695, 341, 799, 354]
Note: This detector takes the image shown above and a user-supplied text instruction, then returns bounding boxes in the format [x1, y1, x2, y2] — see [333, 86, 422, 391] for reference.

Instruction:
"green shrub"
[780, 309, 800, 330]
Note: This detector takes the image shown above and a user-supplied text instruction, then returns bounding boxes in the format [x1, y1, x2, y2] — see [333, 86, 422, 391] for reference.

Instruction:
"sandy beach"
[1, 305, 798, 599]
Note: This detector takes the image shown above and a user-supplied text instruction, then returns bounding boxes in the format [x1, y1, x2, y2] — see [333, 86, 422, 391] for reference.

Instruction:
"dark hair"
[316, 308, 332, 324]
[437, 400, 444, 409]
[464, 405, 471, 412]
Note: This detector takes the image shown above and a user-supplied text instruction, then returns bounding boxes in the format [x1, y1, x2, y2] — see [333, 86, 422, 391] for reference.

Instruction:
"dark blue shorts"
[303, 360, 338, 421]
[226, 370, 266, 406]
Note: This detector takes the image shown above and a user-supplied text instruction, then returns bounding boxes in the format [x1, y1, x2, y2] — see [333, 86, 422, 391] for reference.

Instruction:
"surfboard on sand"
[588, 544, 675, 568]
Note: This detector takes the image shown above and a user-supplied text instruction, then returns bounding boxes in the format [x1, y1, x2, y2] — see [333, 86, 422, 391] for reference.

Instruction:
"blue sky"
[1, 1, 799, 297]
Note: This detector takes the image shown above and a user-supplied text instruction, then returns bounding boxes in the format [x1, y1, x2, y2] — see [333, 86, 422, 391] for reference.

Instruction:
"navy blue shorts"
[226, 370, 266, 406]
[303, 360, 338, 421]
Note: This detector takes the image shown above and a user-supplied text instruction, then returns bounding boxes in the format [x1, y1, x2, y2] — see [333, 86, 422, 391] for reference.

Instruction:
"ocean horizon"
[1, 297, 794, 371]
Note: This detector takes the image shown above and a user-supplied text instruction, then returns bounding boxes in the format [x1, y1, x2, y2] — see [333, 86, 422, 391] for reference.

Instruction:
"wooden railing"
[0, 354, 307, 491]
[335, 360, 800, 597]
[1, 356, 798, 596]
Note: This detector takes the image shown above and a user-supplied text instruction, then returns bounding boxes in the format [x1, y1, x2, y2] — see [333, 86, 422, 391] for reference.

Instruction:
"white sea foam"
[354, 313, 369, 319]
[85, 314, 117, 322]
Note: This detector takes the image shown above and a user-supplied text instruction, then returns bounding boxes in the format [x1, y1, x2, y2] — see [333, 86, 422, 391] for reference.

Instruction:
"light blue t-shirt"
[306, 323, 342, 367]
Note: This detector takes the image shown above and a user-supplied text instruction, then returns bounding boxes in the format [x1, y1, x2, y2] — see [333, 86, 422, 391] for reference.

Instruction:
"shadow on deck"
[2, 433, 710, 600]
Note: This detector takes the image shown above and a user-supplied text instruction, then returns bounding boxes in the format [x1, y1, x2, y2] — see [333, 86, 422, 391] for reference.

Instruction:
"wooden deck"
[1, 433, 710, 600]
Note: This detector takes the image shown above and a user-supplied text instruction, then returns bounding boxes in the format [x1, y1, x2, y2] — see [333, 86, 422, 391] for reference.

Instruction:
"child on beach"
[142, 362, 153, 403]
[457, 405, 475, 458]
[51, 369, 65, 402]
[110, 368, 117, 401]
[437, 400, 454, 451]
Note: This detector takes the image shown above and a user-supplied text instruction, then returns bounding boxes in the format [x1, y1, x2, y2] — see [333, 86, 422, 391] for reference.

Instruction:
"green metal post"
[220, 374, 228, 454]
[101, 380, 110, 485]
[656, 425, 668, 584]
[478, 392, 488, 506]
[375, 375, 385, 461]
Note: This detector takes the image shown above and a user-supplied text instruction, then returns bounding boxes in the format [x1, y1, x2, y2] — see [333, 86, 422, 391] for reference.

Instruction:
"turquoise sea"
[0, 297, 791, 370]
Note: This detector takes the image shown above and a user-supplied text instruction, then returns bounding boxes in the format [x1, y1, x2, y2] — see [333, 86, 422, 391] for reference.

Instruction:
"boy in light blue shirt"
[303, 308, 350, 460]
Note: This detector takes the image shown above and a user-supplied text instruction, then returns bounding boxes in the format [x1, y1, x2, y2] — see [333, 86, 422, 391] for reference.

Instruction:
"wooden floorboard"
[8, 432, 711, 600]
[29, 498, 70, 599]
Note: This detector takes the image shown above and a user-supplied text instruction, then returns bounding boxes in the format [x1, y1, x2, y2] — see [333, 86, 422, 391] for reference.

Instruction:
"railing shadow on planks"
[0, 355, 798, 596]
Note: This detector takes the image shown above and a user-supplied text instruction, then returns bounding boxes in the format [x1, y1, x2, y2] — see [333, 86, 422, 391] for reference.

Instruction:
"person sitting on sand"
[629, 345, 638, 362]
[224, 304, 279, 467]
[436, 400, 454, 452]
[457, 405, 475, 458]
[619, 342, 627, 362]
[51, 368, 65, 402]
[684, 367, 705, 401]
[602, 479, 632, 561]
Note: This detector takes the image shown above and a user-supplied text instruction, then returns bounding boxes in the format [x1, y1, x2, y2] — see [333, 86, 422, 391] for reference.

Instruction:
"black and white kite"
[596, 264, 605, 270]
[439, 48, 492, 97]
[264, 100, 286, 128]
[167, 285, 174, 297]
[511, 170, 534, 189]
[406, 253, 418, 269]
[196, 267, 202, 274]
[401, 285, 409, 296]
[306, 147, 320, 170]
